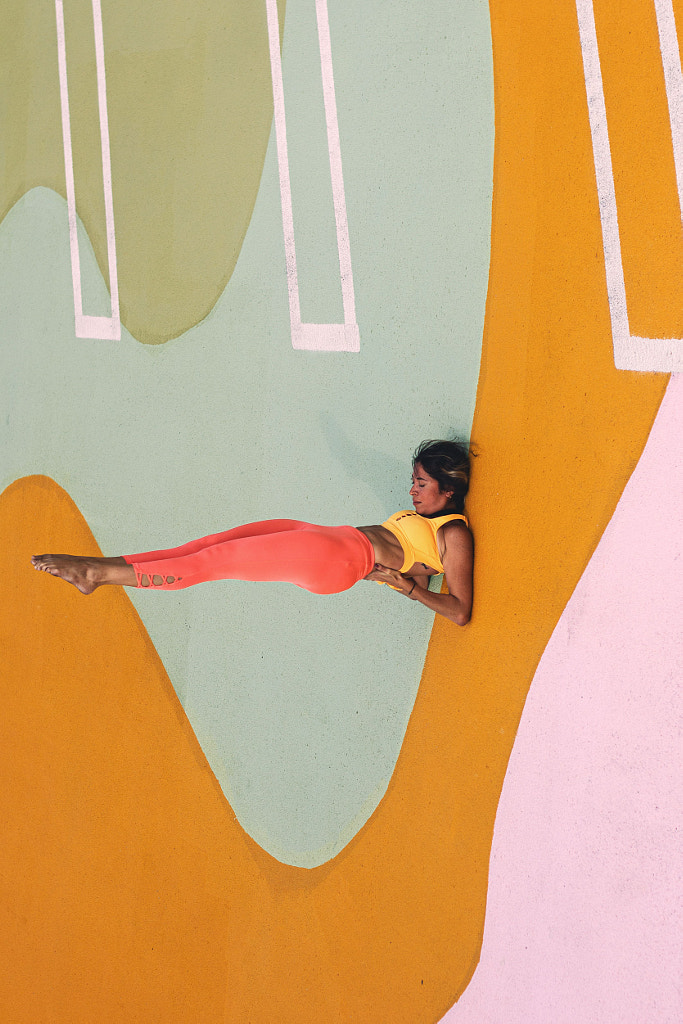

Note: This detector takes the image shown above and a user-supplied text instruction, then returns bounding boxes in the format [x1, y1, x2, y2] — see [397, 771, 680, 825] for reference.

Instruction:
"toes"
[31, 557, 56, 573]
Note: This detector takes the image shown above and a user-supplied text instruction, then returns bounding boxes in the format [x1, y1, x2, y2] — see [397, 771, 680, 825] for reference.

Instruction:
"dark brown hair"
[413, 439, 472, 514]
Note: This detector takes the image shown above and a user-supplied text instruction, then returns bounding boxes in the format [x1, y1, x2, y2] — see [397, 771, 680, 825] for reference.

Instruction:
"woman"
[31, 440, 474, 625]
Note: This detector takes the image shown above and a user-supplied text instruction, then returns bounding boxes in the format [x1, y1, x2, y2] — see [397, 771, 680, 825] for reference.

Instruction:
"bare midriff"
[356, 525, 436, 577]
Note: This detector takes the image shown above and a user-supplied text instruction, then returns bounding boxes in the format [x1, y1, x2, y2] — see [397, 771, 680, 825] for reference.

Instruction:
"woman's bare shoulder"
[440, 518, 473, 559]
[440, 518, 472, 538]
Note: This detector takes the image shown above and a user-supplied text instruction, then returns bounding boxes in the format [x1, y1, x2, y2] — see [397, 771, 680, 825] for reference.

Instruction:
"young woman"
[31, 440, 474, 625]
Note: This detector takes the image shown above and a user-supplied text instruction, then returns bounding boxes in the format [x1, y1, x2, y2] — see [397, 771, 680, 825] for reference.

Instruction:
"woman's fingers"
[367, 563, 411, 591]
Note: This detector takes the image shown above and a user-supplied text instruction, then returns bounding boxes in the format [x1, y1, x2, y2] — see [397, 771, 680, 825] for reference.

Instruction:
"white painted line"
[576, 0, 683, 371]
[55, 0, 120, 341]
[575, 0, 630, 353]
[315, 0, 357, 329]
[92, 0, 119, 326]
[265, 0, 360, 352]
[265, 0, 302, 331]
[55, 1, 84, 332]
[76, 313, 121, 340]
[654, 0, 683, 223]
[292, 322, 360, 351]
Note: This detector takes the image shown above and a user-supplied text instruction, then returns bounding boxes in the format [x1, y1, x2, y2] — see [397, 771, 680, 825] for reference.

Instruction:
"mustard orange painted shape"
[0, 0, 672, 1020]
[0, 474, 489, 1022]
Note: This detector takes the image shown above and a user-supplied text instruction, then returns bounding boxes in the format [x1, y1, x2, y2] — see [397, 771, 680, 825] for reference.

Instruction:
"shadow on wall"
[320, 413, 411, 508]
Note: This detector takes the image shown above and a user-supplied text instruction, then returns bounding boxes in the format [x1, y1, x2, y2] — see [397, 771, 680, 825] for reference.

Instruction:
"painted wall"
[0, 0, 680, 1021]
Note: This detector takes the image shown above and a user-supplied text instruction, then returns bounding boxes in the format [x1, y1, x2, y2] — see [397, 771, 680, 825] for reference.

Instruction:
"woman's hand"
[365, 563, 415, 594]
[368, 522, 474, 626]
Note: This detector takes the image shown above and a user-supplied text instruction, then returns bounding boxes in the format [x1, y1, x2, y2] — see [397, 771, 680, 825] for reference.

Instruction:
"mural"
[0, 1, 679, 1022]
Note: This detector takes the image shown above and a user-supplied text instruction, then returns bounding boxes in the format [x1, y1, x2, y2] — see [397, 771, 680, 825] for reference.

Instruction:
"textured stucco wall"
[0, 0, 679, 1021]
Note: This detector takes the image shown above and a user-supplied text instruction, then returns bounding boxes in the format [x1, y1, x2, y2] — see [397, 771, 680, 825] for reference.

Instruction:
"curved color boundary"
[0, 0, 673, 1021]
[0, 0, 284, 344]
[443, 371, 683, 1024]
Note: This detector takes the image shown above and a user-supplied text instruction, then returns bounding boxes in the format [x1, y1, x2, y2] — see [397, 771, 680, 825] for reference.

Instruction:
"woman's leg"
[31, 521, 310, 594]
[125, 520, 307, 564]
[33, 522, 375, 596]
[125, 522, 375, 594]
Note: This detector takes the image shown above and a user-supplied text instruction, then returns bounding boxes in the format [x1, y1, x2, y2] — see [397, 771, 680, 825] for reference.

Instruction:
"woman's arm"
[417, 521, 473, 624]
[368, 522, 473, 625]
[408, 570, 432, 591]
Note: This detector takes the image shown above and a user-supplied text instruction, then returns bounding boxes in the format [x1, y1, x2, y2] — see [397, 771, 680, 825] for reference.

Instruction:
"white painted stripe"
[653, 0, 683, 223]
[265, 0, 360, 352]
[265, 0, 302, 331]
[292, 322, 360, 351]
[92, 0, 120, 326]
[622, 334, 683, 370]
[76, 313, 121, 340]
[54, 0, 120, 341]
[575, 0, 630, 352]
[315, 0, 357, 328]
[55, 0, 84, 329]
[576, 0, 683, 371]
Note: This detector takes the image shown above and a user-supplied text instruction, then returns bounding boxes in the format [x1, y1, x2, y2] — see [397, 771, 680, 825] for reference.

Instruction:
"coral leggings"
[123, 520, 376, 595]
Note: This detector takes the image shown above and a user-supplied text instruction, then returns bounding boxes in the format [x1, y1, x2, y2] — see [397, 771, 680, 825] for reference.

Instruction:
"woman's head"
[412, 439, 472, 514]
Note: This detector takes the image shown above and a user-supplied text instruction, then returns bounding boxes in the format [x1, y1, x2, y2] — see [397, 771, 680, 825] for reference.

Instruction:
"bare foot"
[31, 554, 133, 594]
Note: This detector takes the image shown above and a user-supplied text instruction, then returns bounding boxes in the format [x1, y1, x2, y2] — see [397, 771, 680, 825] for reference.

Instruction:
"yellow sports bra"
[381, 510, 469, 573]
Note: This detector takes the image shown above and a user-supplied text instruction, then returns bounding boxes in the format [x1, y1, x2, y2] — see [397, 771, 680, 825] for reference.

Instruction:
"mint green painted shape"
[0, 0, 493, 867]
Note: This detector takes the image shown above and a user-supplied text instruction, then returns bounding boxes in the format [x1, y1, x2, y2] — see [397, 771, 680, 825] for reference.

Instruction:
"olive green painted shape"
[1, 0, 285, 344]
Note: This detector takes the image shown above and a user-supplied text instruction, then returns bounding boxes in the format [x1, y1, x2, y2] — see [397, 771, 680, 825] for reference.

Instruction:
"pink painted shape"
[442, 373, 683, 1023]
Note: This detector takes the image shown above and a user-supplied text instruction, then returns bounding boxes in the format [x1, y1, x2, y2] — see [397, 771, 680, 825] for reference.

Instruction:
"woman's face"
[410, 462, 453, 515]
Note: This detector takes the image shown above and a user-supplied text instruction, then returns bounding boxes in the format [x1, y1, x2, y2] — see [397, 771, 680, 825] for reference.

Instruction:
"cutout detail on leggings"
[138, 572, 181, 588]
